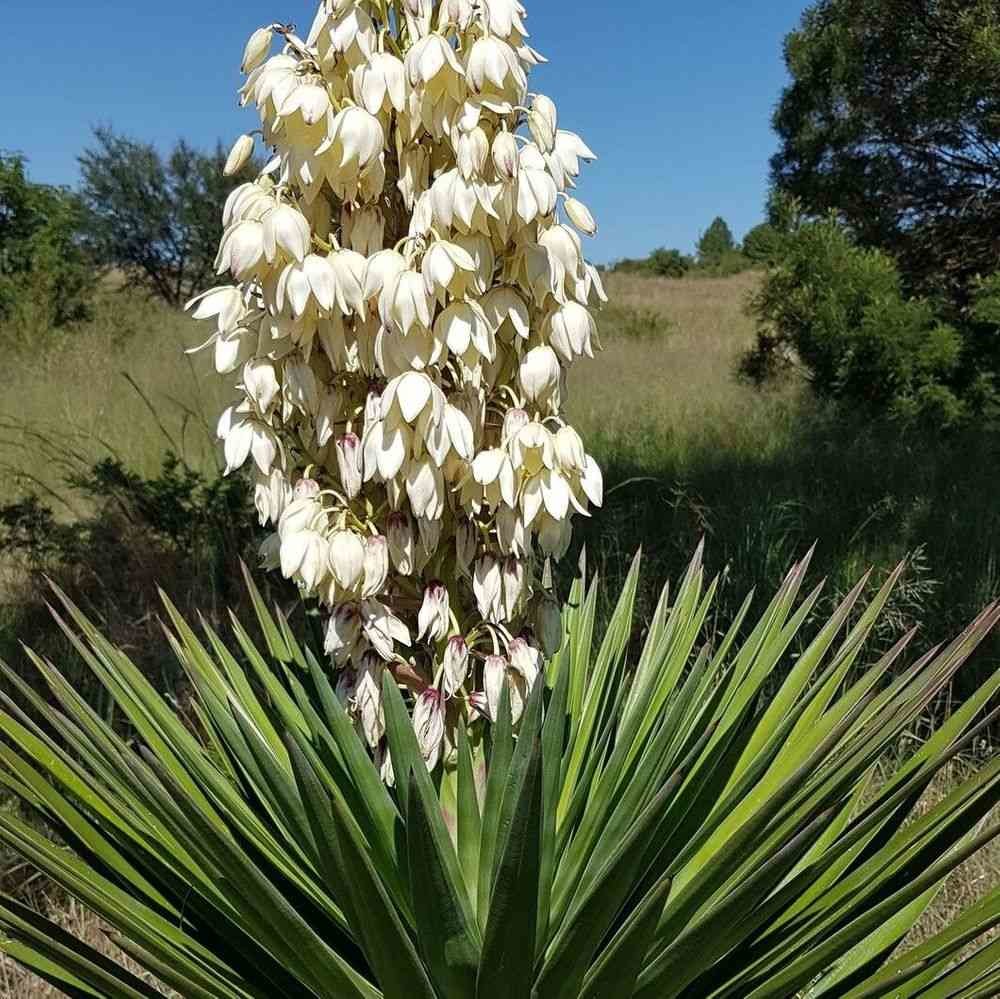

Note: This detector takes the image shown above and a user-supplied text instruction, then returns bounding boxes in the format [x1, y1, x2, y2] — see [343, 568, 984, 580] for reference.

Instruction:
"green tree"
[772, 0, 1000, 301]
[647, 247, 691, 277]
[741, 214, 1000, 425]
[696, 216, 735, 264]
[741, 222, 783, 265]
[79, 127, 256, 306]
[0, 153, 94, 334]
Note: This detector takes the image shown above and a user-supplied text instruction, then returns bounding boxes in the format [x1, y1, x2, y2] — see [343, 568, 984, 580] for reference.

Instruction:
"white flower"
[241, 27, 272, 74]
[564, 197, 598, 237]
[508, 636, 541, 689]
[326, 603, 362, 664]
[353, 53, 406, 114]
[418, 581, 451, 642]
[380, 269, 434, 335]
[442, 635, 469, 695]
[519, 345, 561, 406]
[547, 301, 597, 363]
[361, 599, 412, 660]
[413, 689, 445, 770]
[422, 241, 477, 303]
[362, 535, 389, 596]
[492, 131, 519, 182]
[329, 530, 366, 591]
[483, 654, 507, 721]
[474, 554, 504, 621]
[224, 134, 255, 176]
[335, 433, 363, 499]
[465, 37, 526, 102]
[275, 255, 336, 316]
[386, 511, 415, 574]
[263, 205, 311, 263]
[554, 425, 587, 472]
[354, 655, 385, 747]
[280, 528, 329, 590]
[528, 94, 558, 153]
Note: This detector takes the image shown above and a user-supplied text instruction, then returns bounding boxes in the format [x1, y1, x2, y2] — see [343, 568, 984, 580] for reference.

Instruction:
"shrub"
[697, 215, 736, 265]
[741, 215, 991, 424]
[2, 553, 1000, 995]
[741, 222, 784, 265]
[0, 153, 95, 340]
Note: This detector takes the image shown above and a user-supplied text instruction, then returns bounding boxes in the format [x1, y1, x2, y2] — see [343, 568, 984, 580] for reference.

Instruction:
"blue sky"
[4, 0, 809, 263]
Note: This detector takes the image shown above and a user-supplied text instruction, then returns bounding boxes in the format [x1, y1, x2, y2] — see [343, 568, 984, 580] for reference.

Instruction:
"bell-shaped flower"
[253, 467, 293, 527]
[362, 535, 389, 596]
[474, 554, 505, 622]
[353, 654, 385, 747]
[456, 126, 489, 181]
[405, 33, 465, 100]
[510, 420, 555, 476]
[465, 36, 526, 104]
[508, 635, 541, 690]
[518, 344, 561, 407]
[554, 424, 587, 472]
[418, 580, 451, 643]
[353, 52, 406, 115]
[380, 269, 434, 335]
[442, 635, 470, 695]
[325, 602, 362, 665]
[283, 357, 320, 415]
[262, 204, 311, 264]
[382, 370, 445, 427]
[361, 598, 412, 660]
[216, 219, 266, 279]
[335, 433, 363, 499]
[528, 94, 558, 153]
[463, 448, 516, 512]
[422, 240, 477, 304]
[318, 6, 377, 67]
[275, 254, 336, 316]
[452, 233, 495, 295]
[364, 249, 408, 302]
[405, 457, 446, 520]
[217, 403, 280, 475]
[328, 529, 366, 592]
[516, 146, 558, 224]
[492, 131, 519, 183]
[434, 300, 495, 361]
[328, 249, 368, 317]
[547, 129, 597, 191]
[546, 301, 597, 362]
[413, 689, 445, 770]
[277, 80, 332, 128]
[243, 358, 280, 413]
[386, 511, 415, 575]
[280, 527, 329, 591]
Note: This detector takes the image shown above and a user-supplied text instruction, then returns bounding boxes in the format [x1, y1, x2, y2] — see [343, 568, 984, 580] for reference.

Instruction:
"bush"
[741, 222, 784, 265]
[2, 553, 1000, 995]
[0, 154, 95, 341]
[741, 214, 998, 424]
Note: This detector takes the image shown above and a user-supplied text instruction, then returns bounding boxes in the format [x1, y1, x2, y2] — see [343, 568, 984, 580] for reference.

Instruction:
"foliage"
[0, 153, 95, 339]
[78, 128, 256, 306]
[772, 0, 1000, 302]
[741, 214, 1000, 424]
[2, 553, 1000, 996]
[741, 222, 784, 266]
[697, 215, 736, 265]
[0, 454, 260, 689]
[612, 248, 692, 278]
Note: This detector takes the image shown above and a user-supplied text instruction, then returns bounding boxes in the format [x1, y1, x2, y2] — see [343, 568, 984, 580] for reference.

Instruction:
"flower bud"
[362, 535, 389, 596]
[564, 197, 598, 237]
[241, 27, 272, 74]
[335, 433, 362, 499]
[224, 134, 255, 177]
[418, 581, 451, 643]
[412, 689, 445, 770]
[354, 655, 385, 748]
[442, 636, 469, 695]
[502, 557, 526, 618]
[294, 477, 321, 500]
[483, 654, 508, 721]
[492, 131, 519, 183]
[325, 603, 362, 664]
[386, 511, 415, 575]
[502, 407, 530, 443]
[528, 94, 558, 153]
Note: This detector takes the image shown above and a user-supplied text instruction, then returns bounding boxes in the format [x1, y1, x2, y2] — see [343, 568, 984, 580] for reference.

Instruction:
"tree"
[741, 222, 784, 265]
[78, 128, 256, 306]
[647, 247, 691, 277]
[771, 0, 1000, 302]
[696, 216, 735, 264]
[0, 153, 94, 333]
[741, 214, 1000, 425]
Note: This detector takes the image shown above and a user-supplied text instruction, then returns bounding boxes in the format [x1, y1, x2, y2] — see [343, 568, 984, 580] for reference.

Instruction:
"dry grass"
[0, 289, 230, 506]
[569, 270, 788, 443]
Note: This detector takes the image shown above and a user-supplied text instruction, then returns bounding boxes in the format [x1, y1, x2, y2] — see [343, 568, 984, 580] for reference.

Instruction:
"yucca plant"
[1, 547, 1000, 997]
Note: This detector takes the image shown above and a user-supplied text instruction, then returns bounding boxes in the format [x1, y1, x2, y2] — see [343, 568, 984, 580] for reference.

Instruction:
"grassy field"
[0, 273, 998, 994]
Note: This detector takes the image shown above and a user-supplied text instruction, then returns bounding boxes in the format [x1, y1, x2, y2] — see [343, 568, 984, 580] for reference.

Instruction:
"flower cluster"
[190, 0, 603, 774]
